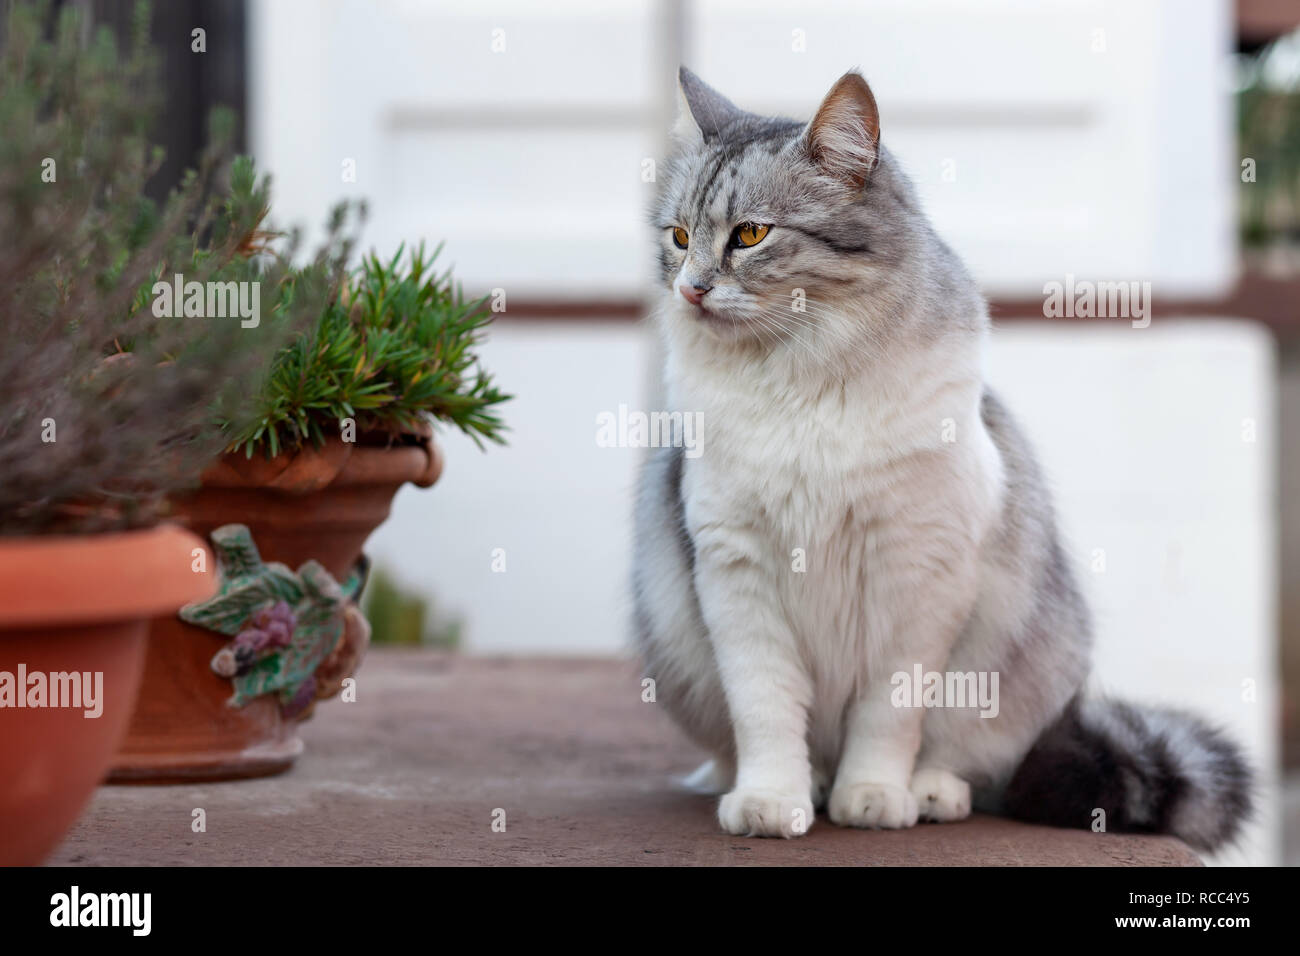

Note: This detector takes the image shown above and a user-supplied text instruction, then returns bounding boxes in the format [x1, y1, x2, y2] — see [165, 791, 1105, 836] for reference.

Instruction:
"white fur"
[912, 767, 972, 822]
[660, 301, 1004, 837]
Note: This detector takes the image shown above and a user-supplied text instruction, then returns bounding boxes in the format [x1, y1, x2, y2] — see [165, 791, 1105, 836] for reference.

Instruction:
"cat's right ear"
[804, 71, 881, 188]
[674, 67, 743, 145]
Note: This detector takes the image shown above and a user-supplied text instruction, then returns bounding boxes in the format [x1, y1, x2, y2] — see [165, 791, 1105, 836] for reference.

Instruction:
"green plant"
[0, 0, 353, 534]
[1237, 32, 1300, 246]
[362, 566, 461, 649]
[225, 243, 510, 459]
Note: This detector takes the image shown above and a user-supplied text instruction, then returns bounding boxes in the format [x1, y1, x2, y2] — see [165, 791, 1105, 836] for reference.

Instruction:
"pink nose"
[679, 284, 710, 306]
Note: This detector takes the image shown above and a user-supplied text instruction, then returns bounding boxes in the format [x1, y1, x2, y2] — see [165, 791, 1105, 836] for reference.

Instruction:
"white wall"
[365, 320, 649, 656]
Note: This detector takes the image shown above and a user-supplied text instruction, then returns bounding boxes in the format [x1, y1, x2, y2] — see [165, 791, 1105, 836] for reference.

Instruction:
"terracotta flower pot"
[110, 430, 442, 782]
[0, 525, 214, 866]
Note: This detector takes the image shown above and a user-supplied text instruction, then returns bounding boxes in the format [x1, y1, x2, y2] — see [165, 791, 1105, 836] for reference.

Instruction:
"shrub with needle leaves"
[226, 244, 510, 459]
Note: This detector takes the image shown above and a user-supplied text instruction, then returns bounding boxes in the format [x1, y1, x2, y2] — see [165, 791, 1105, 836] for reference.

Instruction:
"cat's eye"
[671, 227, 689, 249]
[732, 223, 771, 248]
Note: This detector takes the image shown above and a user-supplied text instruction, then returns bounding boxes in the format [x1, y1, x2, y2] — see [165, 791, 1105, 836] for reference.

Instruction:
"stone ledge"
[49, 651, 1202, 866]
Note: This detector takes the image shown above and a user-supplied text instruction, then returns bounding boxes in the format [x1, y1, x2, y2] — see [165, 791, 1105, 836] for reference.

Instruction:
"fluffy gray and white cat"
[631, 68, 1251, 851]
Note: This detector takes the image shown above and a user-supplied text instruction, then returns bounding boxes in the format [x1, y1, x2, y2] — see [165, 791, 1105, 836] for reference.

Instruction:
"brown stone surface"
[48, 651, 1202, 866]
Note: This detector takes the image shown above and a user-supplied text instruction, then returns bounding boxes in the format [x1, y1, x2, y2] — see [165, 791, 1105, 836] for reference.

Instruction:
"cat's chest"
[672, 343, 988, 556]
[690, 375, 930, 511]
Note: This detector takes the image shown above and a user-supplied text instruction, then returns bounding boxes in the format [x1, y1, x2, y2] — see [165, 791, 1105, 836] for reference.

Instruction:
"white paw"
[718, 787, 814, 838]
[828, 781, 919, 830]
[911, 768, 972, 822]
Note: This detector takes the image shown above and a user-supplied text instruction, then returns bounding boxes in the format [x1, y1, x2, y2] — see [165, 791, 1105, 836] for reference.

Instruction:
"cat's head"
[655, 68, 927, 352]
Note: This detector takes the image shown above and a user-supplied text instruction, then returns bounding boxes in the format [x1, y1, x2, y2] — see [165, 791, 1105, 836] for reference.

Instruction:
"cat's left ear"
[674, 67, 745, 145]
[804, 71, 881, 188]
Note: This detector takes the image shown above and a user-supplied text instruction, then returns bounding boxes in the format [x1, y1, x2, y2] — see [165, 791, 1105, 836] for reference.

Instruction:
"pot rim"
[198, 430, 443, 495]
[0, 524, 214, 629]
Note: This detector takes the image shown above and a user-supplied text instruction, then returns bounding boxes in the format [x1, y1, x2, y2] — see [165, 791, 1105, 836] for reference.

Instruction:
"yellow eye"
[733, 223, 770, 248]
[671, 227, 689, 249]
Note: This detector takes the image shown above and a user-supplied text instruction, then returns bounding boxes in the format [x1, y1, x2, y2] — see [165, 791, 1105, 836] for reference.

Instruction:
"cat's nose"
[679, 283, 711, 306]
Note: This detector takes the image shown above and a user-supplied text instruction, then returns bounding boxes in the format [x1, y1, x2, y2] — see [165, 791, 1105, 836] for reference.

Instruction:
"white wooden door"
[250, 0, 1236, 299]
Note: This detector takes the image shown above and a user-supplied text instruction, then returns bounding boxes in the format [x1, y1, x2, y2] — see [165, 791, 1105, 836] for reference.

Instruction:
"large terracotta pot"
[109, 431, 442, 782]
[0, 525, 214, 865]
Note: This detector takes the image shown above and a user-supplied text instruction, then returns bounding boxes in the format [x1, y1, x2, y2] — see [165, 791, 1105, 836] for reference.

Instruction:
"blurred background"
[63, 0, 1300, 865]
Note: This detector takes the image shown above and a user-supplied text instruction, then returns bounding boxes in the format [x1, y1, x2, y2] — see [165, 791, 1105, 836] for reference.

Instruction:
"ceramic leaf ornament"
[180, 524, 356, 715]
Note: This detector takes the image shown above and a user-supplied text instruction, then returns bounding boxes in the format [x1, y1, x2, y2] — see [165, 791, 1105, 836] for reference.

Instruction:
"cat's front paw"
[828, 781, 919, 830]
[718, 787, 814, 838]
[911, 768, 971, 822]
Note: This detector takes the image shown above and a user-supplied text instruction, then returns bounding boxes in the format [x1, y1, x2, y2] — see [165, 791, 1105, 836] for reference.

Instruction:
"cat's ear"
[674, 67, 744, 145]
[804, 71, 881, 188]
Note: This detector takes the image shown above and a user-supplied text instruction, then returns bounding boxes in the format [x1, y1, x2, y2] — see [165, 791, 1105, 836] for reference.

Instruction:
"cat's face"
[656, 69, 913, 349]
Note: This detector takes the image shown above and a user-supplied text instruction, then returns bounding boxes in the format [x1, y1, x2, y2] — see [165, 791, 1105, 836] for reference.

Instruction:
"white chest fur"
[666, 324, 1005, 675]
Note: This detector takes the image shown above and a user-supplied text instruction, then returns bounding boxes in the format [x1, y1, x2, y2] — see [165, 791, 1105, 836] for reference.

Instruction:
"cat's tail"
[1001, 695, 1253, 853]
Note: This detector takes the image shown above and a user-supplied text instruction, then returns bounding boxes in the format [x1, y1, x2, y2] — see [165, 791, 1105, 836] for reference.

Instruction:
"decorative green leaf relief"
[179, 524, 359, 714]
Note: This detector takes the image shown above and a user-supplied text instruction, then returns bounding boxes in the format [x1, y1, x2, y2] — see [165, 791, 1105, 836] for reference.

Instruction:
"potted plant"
[109, 243, 510, 781]
[0, 2, 339, 863]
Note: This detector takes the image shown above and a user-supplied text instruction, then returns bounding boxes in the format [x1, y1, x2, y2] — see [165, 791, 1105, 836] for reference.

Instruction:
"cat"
[631, 67, 1252, 851]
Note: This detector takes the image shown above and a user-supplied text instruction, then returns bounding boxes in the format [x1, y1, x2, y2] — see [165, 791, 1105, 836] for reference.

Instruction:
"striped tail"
[1002, 696, 1252, 852]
